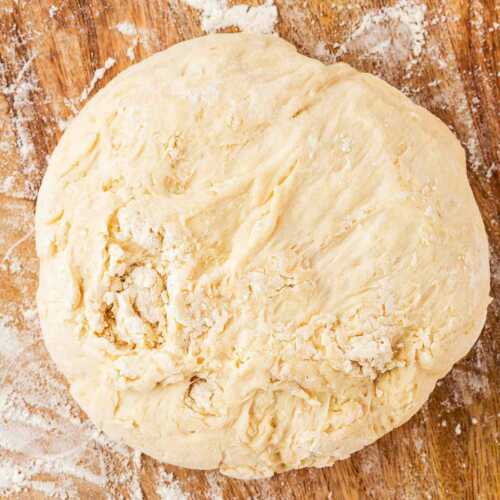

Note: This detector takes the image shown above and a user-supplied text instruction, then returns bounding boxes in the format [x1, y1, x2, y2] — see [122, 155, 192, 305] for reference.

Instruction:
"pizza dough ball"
[36, 34, 490, 478]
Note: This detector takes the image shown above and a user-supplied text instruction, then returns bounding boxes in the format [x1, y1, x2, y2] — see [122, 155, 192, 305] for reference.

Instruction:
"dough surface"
[36, 34, 490, 478]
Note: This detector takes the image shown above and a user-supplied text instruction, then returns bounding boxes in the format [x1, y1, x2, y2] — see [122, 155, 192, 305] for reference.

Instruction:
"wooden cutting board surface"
[0, 1, 498, 499]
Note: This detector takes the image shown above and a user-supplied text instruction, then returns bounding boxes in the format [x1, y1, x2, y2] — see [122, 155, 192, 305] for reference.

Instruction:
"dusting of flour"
[183, 0, 278, 34]
[313, 0, 427, 68]
[0, 53, 41, 200]
[115, 21, 163, 62]
[79, 57, 117, 102]
[157, 469, 190, 499]
[116, 21, 138, 37]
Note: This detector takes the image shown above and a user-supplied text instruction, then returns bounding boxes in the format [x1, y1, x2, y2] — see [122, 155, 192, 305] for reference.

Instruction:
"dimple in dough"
[36, 34, 490, 479]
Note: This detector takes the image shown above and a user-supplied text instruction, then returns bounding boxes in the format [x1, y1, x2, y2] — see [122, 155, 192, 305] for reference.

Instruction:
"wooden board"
[0, 1, 498, 498]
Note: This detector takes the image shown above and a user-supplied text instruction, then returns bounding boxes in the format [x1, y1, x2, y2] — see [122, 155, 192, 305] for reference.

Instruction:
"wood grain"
[0, 1, 498, 499]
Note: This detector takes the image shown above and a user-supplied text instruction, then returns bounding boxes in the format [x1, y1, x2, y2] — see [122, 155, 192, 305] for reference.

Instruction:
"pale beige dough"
[36, 34, 490, 479]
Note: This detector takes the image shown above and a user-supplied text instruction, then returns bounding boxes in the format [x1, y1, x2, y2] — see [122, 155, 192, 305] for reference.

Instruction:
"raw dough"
[36, 34, 490, 478]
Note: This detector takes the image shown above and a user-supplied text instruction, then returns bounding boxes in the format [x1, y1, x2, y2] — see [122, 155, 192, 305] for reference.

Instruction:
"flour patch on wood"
[1, 227, 34, 270]
[441, 364, 490, 411]
[128, 451, 144, 500]
[314, 41, 330, 60]
[0, 53, 41, 200]
[205, 472, 223, 500]
[157, 469, 190, 500]
[313, 1, 496, 183]
[0, 177, 15, 196]
[79, 57, 116, 102]
[0, 315, 23, 361]
[0, 221, 156, 497]
[183, 0, 278, 34]
[334, 0, 427, 64]
[115, 22, 158, 62]
[116, 21, 138, 37]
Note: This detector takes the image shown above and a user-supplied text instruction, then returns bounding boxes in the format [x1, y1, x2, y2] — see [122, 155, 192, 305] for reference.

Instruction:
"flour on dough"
[36, 34, 490, 479]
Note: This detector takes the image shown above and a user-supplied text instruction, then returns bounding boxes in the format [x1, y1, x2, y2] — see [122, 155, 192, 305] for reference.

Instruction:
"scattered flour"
[440, 364, 491, 412]
[0, 176, 15, 195]
[127, 45, 137, 61]
[116, 21, 140, 61]
[115, 22, 156, 62]
[314, 41, 330, 60]
[205, 472, 223, 500]
[157, 469, 190, 500]
[485, 163, 498, 179]
[0, 227, 34, 271]
[116, 21, 138, 37]
[334, 0, 428, 64]
[357, 445, 380, 475]
[1, 53, 41, 199]
[129, 451, 144, 500]
[0, 315, 23, 360]
[79, 57, 116, 102]
[56, 118, 69, 131]
[183, 0, 277, 34]
[312, 1, 496, 181]
[0, 221, 176, 498]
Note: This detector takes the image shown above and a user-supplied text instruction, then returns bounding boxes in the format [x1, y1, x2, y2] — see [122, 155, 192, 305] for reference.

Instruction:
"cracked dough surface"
[36, 34, 490, 478]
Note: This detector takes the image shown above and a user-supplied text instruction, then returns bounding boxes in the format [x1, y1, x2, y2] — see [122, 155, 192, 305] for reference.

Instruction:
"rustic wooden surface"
[0, 0, 499, 499]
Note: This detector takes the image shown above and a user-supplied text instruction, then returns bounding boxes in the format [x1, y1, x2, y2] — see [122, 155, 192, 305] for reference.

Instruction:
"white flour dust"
[0, 53, 41, 200]
[115, 21, 138, 61]
[0, 319, 190, 498]
[183, 0, 278, 34]
[115, 21, 160, 61]
[0, 228, 34, 270]
[116, 21, 138, 37]
[2, 56, 38, 165]
[79, 57, 116, 102]
[0, 315, 24, 361]
[205, 472, 223, 500]
[157, 469, 190, 500]
[312, 0, 497, 182]
[315, 0, 427, 66]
